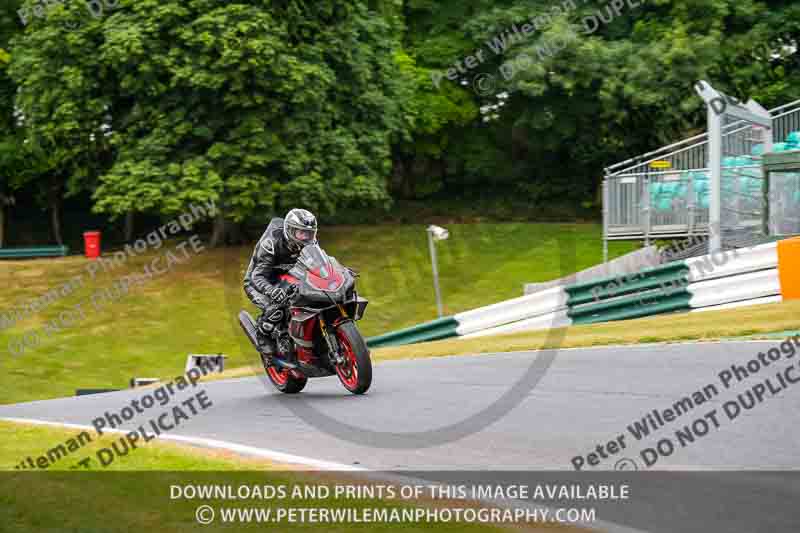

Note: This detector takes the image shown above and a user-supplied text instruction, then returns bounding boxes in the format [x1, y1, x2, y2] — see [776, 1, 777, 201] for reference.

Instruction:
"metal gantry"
[602, 85, 800, 262]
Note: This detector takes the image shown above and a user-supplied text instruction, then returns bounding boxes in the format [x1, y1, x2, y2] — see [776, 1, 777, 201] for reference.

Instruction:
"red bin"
[83, 231, 101, 260]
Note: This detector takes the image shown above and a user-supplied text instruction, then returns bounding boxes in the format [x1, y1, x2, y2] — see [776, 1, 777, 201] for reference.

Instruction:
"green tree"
[7, 0, 116, 245]
[0, 1, 28, 246]
[391, 49, 478, 198]
[8, 0, 406, 245]
[95, 0, 404, 240]
[390, 0, 505, 200]
[428, 0, 800, 207]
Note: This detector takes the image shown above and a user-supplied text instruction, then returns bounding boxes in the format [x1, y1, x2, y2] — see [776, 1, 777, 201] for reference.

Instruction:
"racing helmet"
[284, 208, 318, 252]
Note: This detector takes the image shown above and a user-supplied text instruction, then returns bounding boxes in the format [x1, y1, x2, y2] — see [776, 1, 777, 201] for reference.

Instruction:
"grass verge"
[0, 420, 579, 533]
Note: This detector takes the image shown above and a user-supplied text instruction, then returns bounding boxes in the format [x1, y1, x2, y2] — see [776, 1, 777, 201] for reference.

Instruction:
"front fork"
[319, 314, 348, 366]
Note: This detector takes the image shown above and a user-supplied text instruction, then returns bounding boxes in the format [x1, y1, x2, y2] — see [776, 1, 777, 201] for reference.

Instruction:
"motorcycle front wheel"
[334, 321, 372, 395]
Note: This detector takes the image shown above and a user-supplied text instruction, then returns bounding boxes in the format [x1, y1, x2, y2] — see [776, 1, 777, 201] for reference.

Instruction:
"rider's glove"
[269, 286, 288, 304]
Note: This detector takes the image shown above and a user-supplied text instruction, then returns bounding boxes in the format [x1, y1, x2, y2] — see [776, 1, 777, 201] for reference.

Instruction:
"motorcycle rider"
[243, 208, 318, 361]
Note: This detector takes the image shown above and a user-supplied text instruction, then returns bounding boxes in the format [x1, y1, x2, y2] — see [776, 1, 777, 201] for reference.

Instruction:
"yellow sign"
[650, 160, 672, 169]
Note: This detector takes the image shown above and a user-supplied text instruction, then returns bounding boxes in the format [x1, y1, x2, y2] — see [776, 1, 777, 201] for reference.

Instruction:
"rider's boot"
[258, 302, 294, 366]
[272, 329, 295, 363]
[256, 320, 277, 366]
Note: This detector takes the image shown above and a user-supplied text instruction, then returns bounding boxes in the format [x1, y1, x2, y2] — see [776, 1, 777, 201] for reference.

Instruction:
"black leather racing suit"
[243, 217, 301, 336]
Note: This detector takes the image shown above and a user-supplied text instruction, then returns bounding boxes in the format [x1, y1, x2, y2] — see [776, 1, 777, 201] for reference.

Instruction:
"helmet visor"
[288, 226, 317, 246]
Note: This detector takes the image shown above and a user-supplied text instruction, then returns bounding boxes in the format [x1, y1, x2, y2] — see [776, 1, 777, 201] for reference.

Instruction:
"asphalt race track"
[3, 339, 800, 532]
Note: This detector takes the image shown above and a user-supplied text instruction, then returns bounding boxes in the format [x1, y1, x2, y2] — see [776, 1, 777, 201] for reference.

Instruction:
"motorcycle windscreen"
[296, 245, 347, 293]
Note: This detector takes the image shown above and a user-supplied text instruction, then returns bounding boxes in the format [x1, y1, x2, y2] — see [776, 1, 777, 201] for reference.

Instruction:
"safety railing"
[603, 99, 800, 249]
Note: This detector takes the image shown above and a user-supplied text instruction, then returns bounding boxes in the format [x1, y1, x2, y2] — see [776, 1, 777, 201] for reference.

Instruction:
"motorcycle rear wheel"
[334, 321, 372, 395]
[239, 309, 307, 394]
[265, 361, 307, 394]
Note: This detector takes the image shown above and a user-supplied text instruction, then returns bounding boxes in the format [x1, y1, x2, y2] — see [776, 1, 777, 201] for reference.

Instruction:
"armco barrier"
[566, 240, 791, 327]
[454, 287, 568, 336]
[566, 261, 692, 325]
[462, 308, 572, 339]
[688, 268, 781, 309]
[366, 237, 799, 347]
[568, 286, 692, 325]
[566, 261, 688, 307]
[366, 316, 459, 348]
[691, 295, 782, 313]
[687, 241, 778, 283]
[365, 287, 568, 348]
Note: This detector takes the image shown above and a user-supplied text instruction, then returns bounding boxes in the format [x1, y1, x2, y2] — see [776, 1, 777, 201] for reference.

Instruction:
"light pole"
[426, 225, 449, 318]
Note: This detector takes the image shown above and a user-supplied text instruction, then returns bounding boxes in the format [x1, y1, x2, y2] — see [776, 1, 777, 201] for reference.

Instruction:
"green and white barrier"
[566, 261, 692, 325]
[367, 240, 796, 348]
[455, 286, 569, 338]
[366, 287, 570, 348]
[686, 242, 777, 283]
[688, 268, 780, 309]
[567, 241, 786, 327]
[366, 316, 459, 348]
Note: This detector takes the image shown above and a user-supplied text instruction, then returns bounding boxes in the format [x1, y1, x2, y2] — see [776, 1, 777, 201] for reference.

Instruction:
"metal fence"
[603, 98, 800, 258]
[718, 111, 771, 250]
[769, 171, 800, 236]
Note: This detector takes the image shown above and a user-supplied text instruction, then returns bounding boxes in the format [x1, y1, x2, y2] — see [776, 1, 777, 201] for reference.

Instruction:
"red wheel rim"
[267, 366, 289, 386]
[335, 331, 359, 390]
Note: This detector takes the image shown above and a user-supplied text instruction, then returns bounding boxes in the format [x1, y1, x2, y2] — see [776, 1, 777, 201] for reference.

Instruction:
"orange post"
[777, 237, 800, 299]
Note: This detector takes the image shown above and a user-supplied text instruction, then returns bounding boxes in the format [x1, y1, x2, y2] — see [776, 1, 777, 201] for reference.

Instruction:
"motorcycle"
[239, 244, 372, 395]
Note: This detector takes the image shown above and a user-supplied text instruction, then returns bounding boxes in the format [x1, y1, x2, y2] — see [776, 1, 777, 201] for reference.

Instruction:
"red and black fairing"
[278, 245, 368, 371]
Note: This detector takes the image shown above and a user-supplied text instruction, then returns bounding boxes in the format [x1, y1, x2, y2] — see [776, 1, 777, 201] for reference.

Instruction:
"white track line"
[3, 416, 648, 533]
[1, 416, 364, 472]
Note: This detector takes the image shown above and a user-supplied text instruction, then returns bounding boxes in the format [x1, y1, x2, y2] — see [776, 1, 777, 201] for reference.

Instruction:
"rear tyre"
[265, 363, 307, 394]
[239, 310, 307, 394]
[334, 321, 372, 395]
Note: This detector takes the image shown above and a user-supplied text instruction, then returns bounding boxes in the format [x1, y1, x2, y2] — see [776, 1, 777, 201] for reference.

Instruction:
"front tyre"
[334, 321, 372, 395]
